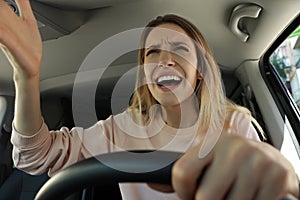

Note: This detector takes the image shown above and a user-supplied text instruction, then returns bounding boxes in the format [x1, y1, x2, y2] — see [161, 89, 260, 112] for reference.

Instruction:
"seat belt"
[241, 85, 268, 141]
[242, 85, 257, 119]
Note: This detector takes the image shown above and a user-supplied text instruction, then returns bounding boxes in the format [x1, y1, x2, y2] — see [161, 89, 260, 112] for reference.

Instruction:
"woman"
[0, 0, 298, 199]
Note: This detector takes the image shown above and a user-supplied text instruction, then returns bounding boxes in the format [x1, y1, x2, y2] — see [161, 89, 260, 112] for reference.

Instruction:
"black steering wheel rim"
[34, 150, 182, 200]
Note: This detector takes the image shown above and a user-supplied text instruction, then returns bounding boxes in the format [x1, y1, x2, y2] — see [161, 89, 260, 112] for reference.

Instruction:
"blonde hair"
[129, 14, 264, 137]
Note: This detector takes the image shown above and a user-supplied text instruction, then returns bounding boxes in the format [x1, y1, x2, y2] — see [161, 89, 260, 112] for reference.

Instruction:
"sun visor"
[31, 1, 88, 41]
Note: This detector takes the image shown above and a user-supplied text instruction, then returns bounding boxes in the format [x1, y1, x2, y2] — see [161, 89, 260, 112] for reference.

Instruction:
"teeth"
[157, 75, 181, 83]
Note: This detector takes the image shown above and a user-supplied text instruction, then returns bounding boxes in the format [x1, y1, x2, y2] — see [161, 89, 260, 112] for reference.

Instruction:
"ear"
[194, 72, 203, 93]
[196, 72, 203, 80]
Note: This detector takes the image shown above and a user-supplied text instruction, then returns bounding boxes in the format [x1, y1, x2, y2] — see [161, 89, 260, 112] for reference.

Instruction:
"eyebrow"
[145, 44, 160, 51]
[145, 41, 189, 50]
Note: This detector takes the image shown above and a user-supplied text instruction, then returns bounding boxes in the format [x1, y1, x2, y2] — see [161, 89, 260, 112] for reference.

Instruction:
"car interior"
[0, 0, 299, 199]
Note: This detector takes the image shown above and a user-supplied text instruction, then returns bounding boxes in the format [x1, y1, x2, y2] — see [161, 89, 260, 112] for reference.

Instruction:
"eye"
[146, 49, 160, 57]
[174, 45, 189, 52]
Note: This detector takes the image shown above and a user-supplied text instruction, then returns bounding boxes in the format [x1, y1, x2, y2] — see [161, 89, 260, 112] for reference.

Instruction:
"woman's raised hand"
[0, 0, 43, 135]
[0, 0, 42, 79]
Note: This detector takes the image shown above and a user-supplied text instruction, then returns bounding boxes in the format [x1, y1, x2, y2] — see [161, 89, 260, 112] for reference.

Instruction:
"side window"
[264, 22, 300, 176]
[270, 25, 300, 110]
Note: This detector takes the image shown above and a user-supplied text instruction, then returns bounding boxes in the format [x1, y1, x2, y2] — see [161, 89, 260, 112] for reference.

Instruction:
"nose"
[158, 50, 175, 67]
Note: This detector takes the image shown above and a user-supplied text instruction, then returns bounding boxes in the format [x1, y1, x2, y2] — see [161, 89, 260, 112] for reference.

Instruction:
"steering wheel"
[34, 150, 182, 200]
[34, 150, 297, 200]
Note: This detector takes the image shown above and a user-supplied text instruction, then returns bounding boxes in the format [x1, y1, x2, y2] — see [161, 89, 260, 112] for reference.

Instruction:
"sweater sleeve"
[11, 117, 116, 176]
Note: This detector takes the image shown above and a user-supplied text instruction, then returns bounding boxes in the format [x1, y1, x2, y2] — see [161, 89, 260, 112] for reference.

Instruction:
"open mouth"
[155, 75, 183, 89]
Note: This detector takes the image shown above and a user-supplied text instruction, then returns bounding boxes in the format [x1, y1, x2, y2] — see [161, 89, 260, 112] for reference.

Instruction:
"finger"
[194, 139, 245, 200]
[172, 145, 213, 200]
[14, 0, 34, 19]
[225, 165, 259, 200]
[194, 160, 237, 200]
[256, 166, 292, 200]
[223, 143, 268, 200]
[0, 0, 16, 18]
[0, 9, 19, 50]
[194, 135, 262, 200]
[252, 143, 300, 199]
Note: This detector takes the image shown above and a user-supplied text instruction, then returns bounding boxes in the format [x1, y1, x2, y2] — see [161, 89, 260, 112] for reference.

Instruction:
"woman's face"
[143, 23, 199, 107]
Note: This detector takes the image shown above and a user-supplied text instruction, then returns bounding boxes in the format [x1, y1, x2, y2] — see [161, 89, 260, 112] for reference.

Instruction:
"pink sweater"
[11, 109, 260, 200]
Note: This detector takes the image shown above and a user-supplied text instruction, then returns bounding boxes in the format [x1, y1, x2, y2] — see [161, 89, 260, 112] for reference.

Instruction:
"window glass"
[270, 25, 300, 110]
